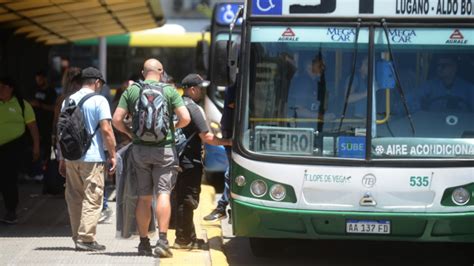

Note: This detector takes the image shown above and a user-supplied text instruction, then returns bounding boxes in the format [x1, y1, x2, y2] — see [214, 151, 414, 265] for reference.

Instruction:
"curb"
[160, 184, 227, 266]
[199, 185, 228, 266]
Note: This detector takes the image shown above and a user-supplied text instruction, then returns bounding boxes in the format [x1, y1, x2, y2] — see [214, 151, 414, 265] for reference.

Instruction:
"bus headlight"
[250, 180, 267, 197]
[269, 184, 286, 201]
[235, 175, 246, 187]
[452, 187, 470, 205]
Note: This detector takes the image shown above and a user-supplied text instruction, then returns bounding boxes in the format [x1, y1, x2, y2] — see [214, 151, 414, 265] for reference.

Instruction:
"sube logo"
[278, 28, 299, 41]
[446, 29, 468, 44]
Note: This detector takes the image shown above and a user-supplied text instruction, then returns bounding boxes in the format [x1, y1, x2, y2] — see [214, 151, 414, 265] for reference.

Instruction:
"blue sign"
[338, 136, 366, 159]
[216, 3, 243, 26]
[376, 61, 395, 89]
[251, 0, 282, 15]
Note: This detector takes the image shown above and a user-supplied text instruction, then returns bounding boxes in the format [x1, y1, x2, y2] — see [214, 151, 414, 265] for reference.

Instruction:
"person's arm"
[39, 102, 56, 112]
[199, 132, 232, 146]
[29, 99, 40, 108]
[100, 119, 117, 176]
[174, 106, 190, 129]
[26, 121, 40, 162]
[112, 107, 133, 139]
[348, 91, 366, 103]
[190, 104, 231, 146]
[22, 101, 40, 162]
[52, 96, 64, 145]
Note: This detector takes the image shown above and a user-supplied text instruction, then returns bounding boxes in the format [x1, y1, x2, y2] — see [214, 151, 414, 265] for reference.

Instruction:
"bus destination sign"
[254, 126, 314, 155]
[251, 0, 474, 18]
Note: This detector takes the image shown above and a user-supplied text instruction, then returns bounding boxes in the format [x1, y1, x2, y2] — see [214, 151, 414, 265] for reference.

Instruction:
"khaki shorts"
[130, 144, 179, 195]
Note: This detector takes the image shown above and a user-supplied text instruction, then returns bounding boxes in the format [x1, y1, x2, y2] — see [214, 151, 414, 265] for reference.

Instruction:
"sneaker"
[98, 208, 113, 224]
[1, 212, 18, 224]
[138, 239, 153, 256]
[75, 241, 106, 251]
[154, 239, 173, 258]
[173, 238, 209, 250]
[203, 208, 227, 221]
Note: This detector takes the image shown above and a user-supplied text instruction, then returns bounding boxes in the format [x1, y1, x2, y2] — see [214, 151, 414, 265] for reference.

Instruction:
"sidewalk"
[0, 182, 227, 265]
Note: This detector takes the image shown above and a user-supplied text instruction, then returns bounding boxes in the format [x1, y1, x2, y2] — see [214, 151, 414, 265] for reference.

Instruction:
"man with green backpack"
[113, 58, 190, 257]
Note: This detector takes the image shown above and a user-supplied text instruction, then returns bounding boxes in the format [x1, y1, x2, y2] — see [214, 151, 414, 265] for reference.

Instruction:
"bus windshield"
[373, 27, 474, 159]
[242, 26, 474, 159]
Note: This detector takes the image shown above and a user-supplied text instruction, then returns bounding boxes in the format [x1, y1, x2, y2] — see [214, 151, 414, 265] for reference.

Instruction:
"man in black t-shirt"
[29, 71, 57, 180]
[173, 74, 232, 250]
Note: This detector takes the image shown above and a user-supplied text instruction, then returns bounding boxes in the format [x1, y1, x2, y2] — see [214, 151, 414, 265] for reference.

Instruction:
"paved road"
[0, 182, 224, 266]
[220, 206, 474, 266]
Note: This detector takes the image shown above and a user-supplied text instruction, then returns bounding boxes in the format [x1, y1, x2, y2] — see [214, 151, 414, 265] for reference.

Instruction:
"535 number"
[409, 176, 429, 187]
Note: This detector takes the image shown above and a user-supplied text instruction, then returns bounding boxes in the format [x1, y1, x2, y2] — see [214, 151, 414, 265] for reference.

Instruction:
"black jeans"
[0, 136, 24, 213]
[175, 166, 202, 243]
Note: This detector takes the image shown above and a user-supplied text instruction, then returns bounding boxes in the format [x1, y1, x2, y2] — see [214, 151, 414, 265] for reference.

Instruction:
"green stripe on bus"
[74, 34, 131, 46]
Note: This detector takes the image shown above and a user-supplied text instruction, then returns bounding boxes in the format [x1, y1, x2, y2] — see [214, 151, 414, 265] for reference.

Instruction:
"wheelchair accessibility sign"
[252, 0, 282, 15]
[216, 3, 243, 25]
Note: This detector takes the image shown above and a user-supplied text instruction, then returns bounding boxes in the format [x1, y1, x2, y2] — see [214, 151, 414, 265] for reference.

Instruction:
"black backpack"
[57, 93, 101, 160]
[174, 126, 196, 158]
[132, 81, 170, 143]
[174, 97, 197, 157]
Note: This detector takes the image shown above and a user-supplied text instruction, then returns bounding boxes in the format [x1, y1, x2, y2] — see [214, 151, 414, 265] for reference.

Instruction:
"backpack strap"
[77, 92, 101, 107]
[136, 80, 145, 93]
[178, 131, 197, 158]
[77, 93, 103, 138]
[178, 97, 199, 157]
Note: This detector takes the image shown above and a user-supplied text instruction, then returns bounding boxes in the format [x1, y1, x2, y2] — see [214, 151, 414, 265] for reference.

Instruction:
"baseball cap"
[81, 67, 106, 83]
[181, 74, 210, 88]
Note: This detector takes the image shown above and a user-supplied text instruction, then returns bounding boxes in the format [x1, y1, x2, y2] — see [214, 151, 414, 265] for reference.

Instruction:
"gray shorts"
[130, 144, 179, 195]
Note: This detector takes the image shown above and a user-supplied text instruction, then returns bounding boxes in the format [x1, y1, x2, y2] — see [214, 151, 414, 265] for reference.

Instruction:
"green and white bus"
[214, 0, 474, 256]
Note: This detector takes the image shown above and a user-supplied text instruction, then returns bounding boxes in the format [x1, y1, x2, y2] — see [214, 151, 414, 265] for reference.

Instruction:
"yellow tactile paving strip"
[159, 185, 228, 266]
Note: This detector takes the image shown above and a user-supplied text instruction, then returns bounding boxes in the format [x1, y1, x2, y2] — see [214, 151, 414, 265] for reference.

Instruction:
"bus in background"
[214, 0, 474, 256]
[200, 1, 243, 186]
[53, 26, 210, 91]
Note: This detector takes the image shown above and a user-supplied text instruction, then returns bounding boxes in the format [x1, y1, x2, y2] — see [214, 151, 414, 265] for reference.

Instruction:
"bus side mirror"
[195, 39, 209, 76]
[213, 40, 231, 86]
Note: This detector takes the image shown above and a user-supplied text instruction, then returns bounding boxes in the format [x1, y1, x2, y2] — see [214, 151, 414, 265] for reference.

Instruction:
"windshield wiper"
[338, 21, 361, 133]
[317, 47, 327, 133]
[381, 20, 416, 135]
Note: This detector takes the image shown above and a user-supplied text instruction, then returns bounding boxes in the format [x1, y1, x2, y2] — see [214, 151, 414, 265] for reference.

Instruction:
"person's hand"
[224, 139, 233, 146]
[29, 99, 40, 107]
[32, 145, 40, 162]
[107, 156, 117, 177]
[58, 159, 66, 177]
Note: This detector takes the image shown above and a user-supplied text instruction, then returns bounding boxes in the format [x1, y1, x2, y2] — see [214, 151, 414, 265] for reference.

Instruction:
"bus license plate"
[346, 220, 390, 234]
